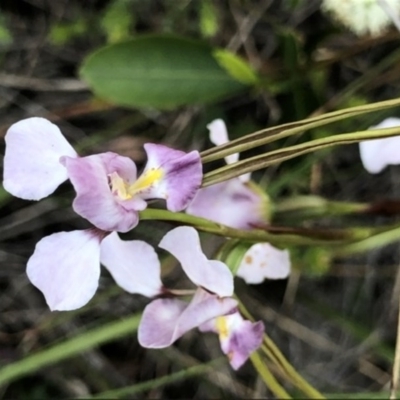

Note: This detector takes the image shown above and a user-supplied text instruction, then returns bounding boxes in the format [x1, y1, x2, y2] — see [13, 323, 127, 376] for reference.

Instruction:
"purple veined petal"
[186, 179, 267, 230]
[359, 118, 400, 174]
[138, 288, 237, 348]
[26, 229, 103, 311]
[3, 117, 78, 200]
[215, 312, 264, 370]
[61, 153, 144, 233]
[207, 119, 238, 165]
[132, 143, 202, 212]
[138, 297, 187, 348]
[236, 243, 291, 284]
[159, 226, 234, 297]
[100, 232, 163, 297]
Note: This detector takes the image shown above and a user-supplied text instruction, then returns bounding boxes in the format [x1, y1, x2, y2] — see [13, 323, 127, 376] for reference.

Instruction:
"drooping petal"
[186, 179, 269, 230]
[3, 117, 77, 200]
[201, 312, 264, 370]
[236, 243, 291, 284]
[100, 232, 163, 297]
[132, 143, 202, 211]
[359, 118, 400, 174]
[159, 226, 233, 297]
[138, 288, 237, 348]
[208, 119, 238, 165]
[207, 119, 250, 182]
[61, 153, 145, 232]
[26, 229, 103, 311]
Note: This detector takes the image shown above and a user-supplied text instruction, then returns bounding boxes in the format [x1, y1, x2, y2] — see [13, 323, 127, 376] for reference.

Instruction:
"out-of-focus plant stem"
[239, 298, 325, 399]
[250, 351, 292, 399]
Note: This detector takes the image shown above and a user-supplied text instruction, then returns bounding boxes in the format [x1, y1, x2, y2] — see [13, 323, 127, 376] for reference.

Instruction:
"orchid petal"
[208, 119, 238, 165]
[3, 117, 77, 200]
[62, 153, 144, 232]
[236, 243, 291, 284]
[26, 230, 102, 311]
[138, 288, 237, 348]
[359, 118, 400, 174]
[207, 119, 250, 182]
[216, 312, 264, 370]
[135, 144, 202, 211]
[100, 232, 163, 297]
[159, 226, 233, 297]
[186, 179, 268, 230]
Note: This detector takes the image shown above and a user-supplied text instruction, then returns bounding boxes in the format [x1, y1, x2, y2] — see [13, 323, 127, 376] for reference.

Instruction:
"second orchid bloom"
[3, 117, 203, 232]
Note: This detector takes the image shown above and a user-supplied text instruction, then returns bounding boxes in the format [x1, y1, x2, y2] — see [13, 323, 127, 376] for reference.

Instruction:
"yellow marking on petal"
[128, 168, 164, 196]
[109, 172, 132, 200]
[216, 316, 229, 340]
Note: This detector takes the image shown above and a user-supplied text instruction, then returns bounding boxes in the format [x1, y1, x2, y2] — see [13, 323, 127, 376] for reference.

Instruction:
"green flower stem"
[238, 299, 325, 399]
[91, 358, 223, 399]
[274, 195, 369, 221]
[334, 223, 400, 256]
[250, 351, 292, 399]
[139, 209, 363, 247]
[200, 97, 400, 164]
[0, 313, 141, 387]
[202, 126, 400, 186]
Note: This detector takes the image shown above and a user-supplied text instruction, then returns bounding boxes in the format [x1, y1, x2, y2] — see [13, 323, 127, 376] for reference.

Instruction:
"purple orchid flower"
[137, 226, 265, 369]
[3, 117, 202, 232]
[199, 311, 264, 370]
[186, 119, 269, 230]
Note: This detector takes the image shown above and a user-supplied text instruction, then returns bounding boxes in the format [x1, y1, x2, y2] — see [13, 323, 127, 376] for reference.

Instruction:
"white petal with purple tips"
[236, 243, 291, 284]
[26, 230, 102, 311]
[3, 117, 77, 200]
[100, 232, 163, 297]
[159, 226, 234, 297]
[138, 144, 202, 211]
[217, 312, 264, 370]
[138, 288, 237, 348]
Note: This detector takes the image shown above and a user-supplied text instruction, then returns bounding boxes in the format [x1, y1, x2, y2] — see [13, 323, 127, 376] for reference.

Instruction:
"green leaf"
[212, 48, 260, 85]
[80, 35, 248, 110]
[0, 313, 141, 386]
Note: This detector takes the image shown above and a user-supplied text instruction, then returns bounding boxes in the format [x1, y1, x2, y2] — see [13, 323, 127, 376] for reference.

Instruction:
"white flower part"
[359, 117, 400, 174]
[322, 0, 400, 36]
[207, 119, 250, 182]
[236, 243, 291, 284]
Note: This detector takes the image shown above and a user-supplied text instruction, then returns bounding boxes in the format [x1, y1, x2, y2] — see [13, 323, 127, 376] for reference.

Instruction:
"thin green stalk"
[0, 313, 141, 387]
[200, 97, 400, 164]
[250, 351, 292, 399]
[274, 196, 369, 218]
[139, 209, 362, 247]
[203, 126, 400, 186]
[335, 223, 400, 256]
[90, 358, 223, 399]
[239, 299, 325, 399]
